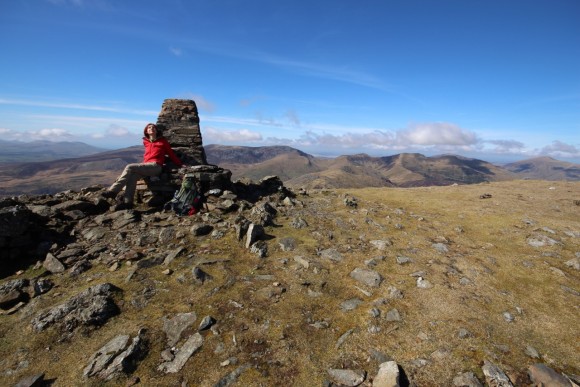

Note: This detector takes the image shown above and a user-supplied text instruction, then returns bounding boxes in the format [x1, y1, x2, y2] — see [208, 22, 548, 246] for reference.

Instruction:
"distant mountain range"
[0, 140, 106, 163]
[0, 142, 578, 196]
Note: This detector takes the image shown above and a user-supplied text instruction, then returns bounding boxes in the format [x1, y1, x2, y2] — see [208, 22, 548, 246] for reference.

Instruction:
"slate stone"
[158, 332, 204, 373]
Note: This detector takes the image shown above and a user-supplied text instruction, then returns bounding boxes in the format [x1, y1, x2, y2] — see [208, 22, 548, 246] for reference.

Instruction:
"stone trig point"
[138, 99, 232, 204]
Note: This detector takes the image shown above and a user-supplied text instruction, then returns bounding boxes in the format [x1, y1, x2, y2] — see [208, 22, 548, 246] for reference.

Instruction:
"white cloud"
[486, 139, 526, 153]
[396, 122, 479, 146]
[204, 127, 263, 143]
[91, 124, 135, 139]
[1, 127, 74, 141]
[540, 141, 580, 158]
[33, 128, 73, 139]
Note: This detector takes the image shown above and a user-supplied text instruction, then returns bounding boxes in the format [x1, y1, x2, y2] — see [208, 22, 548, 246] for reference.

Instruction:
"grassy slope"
[0, 180, 578, 386]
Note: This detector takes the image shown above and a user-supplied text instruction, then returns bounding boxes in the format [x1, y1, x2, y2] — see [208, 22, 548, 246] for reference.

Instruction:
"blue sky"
[1, 0, 579, 163]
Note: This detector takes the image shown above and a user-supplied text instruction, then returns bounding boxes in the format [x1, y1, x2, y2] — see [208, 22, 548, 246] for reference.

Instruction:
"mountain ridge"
[1, 144, 579, 196]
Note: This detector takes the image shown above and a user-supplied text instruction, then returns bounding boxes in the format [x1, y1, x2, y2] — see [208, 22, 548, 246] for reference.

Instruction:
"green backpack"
[164, 174, 205, 216]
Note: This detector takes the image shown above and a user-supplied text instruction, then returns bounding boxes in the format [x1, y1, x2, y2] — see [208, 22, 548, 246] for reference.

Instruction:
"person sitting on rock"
[103, 123, 183, 210]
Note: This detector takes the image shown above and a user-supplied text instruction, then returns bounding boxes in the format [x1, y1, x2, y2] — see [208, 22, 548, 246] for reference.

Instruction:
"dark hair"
[143, 123, 158, 137]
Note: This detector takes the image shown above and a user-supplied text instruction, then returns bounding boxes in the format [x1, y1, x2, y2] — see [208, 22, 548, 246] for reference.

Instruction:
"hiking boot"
[102, 190, 117, 199]
[112, 202, 133, 211]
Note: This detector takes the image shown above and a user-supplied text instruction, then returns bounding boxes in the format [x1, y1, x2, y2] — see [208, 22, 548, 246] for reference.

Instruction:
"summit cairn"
[140, 99, 232, 203]
[155, 99, 208, 166]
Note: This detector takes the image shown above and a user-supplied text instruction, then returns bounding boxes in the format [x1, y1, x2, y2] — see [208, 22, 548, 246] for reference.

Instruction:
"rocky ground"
[0, 179, 579, 386]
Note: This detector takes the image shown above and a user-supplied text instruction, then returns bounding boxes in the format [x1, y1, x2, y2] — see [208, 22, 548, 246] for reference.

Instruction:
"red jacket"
[142, 137, 182, 167]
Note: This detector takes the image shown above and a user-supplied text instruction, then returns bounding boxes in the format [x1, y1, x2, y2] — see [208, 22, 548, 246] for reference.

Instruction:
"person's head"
[144, 123, 158, 138]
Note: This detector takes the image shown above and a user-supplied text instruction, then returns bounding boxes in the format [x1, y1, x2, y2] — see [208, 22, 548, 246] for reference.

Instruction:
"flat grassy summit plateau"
[0, 179, 578, 386]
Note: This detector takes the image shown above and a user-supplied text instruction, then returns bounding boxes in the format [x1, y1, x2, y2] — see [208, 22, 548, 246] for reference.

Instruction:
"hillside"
[505, 156, 580, 181]
[0, 180, 578, 386]
[205, 144, 325, 182]
[0, 146, 143, 196]
[1, 144, 579, 196]
[0, 140, 106, 163]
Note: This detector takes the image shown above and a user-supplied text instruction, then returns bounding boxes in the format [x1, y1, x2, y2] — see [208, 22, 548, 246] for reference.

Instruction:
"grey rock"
[340, 298, 363, 311]
[320, 248, 343, 263]
[191, 223, 214, 236]
[14, 373, 45, 387]
[158, 332, 203, 373]
[198, 315, 216, 331]
[327, 368, 366, 386]
[416, 277, 433, 289]
[136, 256, 164, 268]
[527, 234, 559, 247]
[433, 243, 449, 253]
[528, 363, 572, 387]
[83, 331, 147, 380]
[69, 259, 92, 276]
[290, 217, 308, 229]
[369, 349, 392, 364]
[278, 237, 296, 251]
[31, 278, 54, 297]
[214, 364, 252, 387]
[158, 227, 175, 243]
[163, 246, 186, 265]
[0, 279, 30, 309]
[564, 258, 580, 270]
[370, 239, 392, 250]
[350, 267, 383, 287]
[396, 256, 412, 265]
[250, 240, 268, 258]
[385, 308, 401, 322]
[373, 361, 400, 387]
[245, 223, 265, 248]
[388, 286, 404, 299]
[31, 283, 120, 332]
[482, 360, 513, 386]
[163, 312, 197, 347]
[525, 345, 541, 359]
[43, 253, 65, 273]
[293, 256, 310, 269]
[502, 312, 514, 323]
[336, 328, 355, 349]
[453, 371, 483, 387]
[192, 266, 212, 283]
